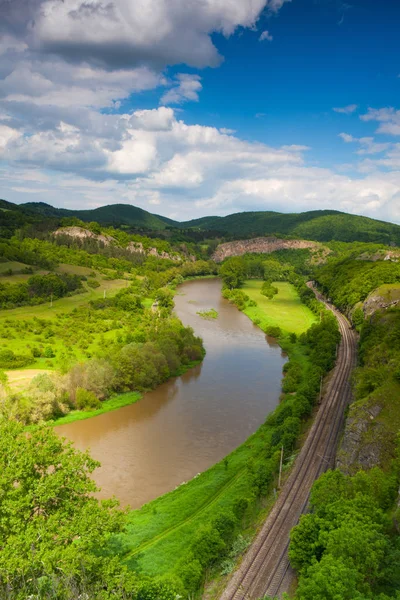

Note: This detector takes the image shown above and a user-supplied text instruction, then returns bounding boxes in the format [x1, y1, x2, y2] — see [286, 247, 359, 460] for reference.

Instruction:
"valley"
[0, 202, 399, 600]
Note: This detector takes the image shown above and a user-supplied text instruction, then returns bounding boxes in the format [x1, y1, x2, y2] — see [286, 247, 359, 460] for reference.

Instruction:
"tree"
[296, 555, 365, 600]
[0, 420, 128, 597]
[220, 257, 246, 289]
[261, 280, 278, 299]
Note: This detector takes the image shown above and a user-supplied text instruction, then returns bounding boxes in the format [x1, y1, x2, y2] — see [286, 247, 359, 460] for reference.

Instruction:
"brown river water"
[56, 279, 286, 508]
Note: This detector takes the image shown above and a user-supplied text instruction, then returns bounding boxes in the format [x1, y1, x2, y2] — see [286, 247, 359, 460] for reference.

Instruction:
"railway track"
[219, 286, 357, 600]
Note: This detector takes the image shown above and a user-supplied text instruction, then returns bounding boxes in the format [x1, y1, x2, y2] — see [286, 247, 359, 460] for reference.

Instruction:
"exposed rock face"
[126, 241, 181, 261]
[362, 294, 400, 317]
[54, 226, 115, 245]
[336, 396, 397, 475]
[212, 237, 320, 262]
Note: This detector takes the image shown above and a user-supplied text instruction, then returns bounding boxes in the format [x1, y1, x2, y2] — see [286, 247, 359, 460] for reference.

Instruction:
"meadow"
[0, 262, 131, 376]
[243, 280, 317, 335]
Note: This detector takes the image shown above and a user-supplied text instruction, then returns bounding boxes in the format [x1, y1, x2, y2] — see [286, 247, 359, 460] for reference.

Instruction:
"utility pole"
[319, 375, 323, 403]
[50, 292, 53, 308]
[104, 289, 106, 299]
[278, 446, 284, 489]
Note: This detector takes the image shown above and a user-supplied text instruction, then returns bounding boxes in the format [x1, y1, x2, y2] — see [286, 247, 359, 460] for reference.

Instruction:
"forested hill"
[0, 200, 174, 230]
[181, 210, 400, 245]
[2, 199, 400, 245]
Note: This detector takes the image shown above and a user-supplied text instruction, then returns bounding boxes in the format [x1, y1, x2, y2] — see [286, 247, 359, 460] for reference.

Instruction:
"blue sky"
[1, 0, 400, 223]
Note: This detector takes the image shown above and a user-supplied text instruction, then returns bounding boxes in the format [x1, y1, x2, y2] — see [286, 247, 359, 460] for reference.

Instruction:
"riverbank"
[111, 280, 323, 595]
[50, 357, 204, 428]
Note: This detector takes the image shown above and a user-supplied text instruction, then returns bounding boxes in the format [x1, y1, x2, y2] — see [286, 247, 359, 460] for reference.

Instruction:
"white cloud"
[2, 106, 400, 225]
[339, 132, 391, 155]
[339, 132, 356, 143]
[161, 74, 202, 105]
[333, 104, 358, 114]
[7, 0, 290, 70]
[361, 107, 400, 136]
[259, 30, 273, 42]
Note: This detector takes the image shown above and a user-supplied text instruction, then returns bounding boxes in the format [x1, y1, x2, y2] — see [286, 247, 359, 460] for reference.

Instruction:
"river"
[56, 279, 286, 508]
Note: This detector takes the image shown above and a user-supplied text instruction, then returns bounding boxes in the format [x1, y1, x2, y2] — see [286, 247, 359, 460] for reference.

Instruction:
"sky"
[0, 0, 400, 224]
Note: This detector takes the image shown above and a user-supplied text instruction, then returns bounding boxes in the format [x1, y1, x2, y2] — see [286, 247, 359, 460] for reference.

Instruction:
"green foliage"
[261, 280, 278, 299]
[76, 387, 101, 410]
[183, 209, 400, 245]
[220, 256, 246, 289]
[0, 271, 83, 309]
[315, 252, 400, 310]
[0, 348, 33, 368]
[222, 287, 249, 310]
[289, 467, 400, 600]
[196, 308, 218, 319]
[0, 420, 123, 597]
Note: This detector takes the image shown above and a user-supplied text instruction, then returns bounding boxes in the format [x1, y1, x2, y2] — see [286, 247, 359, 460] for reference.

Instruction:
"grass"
[0, 267, 131, 372]
[0, 276, 127, 322]
[243, 280, 317, 335]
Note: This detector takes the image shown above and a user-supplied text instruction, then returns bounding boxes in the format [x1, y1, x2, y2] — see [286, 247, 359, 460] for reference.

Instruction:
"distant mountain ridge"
[1, 199, 400, 245]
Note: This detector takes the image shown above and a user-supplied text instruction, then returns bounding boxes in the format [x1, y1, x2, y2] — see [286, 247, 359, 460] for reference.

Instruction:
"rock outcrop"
[126, 241, 181, 261]
[212, 237, 321, 262]
[54, 226, 115, 245]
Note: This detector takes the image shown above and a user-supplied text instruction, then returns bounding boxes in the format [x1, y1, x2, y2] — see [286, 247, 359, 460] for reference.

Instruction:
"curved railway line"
[219, 285, 357, 600]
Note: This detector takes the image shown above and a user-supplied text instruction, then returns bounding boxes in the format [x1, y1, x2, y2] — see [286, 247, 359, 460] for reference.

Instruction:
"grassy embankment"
[113, 281, 317, 586]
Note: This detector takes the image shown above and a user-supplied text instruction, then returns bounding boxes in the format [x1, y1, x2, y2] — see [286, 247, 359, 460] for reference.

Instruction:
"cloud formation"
[160, 74, 202, 105]
[259, 30, 273, 41]
[333, 104, 358, 114]
[361, 107, 400, 136]
[1, 0, 289, 69]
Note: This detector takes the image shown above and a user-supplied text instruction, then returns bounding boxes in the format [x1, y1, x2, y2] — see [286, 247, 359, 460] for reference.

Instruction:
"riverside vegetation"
[1, 203, 400, 599]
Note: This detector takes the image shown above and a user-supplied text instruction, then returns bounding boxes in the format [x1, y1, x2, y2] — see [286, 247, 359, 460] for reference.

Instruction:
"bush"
[178, 558, 203, 593]
[43, 346, 55, 358]
[0, 349, 34, 369]
[75, 387, 101, 410]
[190, 525, 226, 568]
[87, 279, 100, 288]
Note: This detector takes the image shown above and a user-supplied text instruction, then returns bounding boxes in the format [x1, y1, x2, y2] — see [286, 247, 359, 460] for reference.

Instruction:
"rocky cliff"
[212, 237, 321, 262]
[54, 226, 115, 245]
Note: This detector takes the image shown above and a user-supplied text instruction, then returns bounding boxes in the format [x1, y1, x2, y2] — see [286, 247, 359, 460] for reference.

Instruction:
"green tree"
[0, 420, 127, 597]
[220, 257, 246, 289]
[260, 280, 278, 299]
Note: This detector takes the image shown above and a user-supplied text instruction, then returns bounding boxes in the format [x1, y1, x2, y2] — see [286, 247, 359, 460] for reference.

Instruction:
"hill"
[18, 202, 175, 230]
[1, 199, 400, 245]
[181, 209, 400, 245]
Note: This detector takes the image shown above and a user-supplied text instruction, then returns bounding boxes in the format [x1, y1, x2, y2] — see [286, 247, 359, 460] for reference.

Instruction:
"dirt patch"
[5, 369, 51, 391]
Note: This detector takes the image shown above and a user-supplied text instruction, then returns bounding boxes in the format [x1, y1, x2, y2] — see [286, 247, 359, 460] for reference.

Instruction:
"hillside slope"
[20, 202, 175, 229]
[181, 209, 400, 245]
[2, 199, 400, 244]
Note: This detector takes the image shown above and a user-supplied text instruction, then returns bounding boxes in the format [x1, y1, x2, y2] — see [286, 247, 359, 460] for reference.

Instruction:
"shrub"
[75, 387, 101, 410]
[190, 525, 226, 568]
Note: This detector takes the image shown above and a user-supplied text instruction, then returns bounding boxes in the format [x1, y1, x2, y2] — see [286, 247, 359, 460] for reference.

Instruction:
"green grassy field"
[0, 266, 131, 377]
[243, 280, 317, 335]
